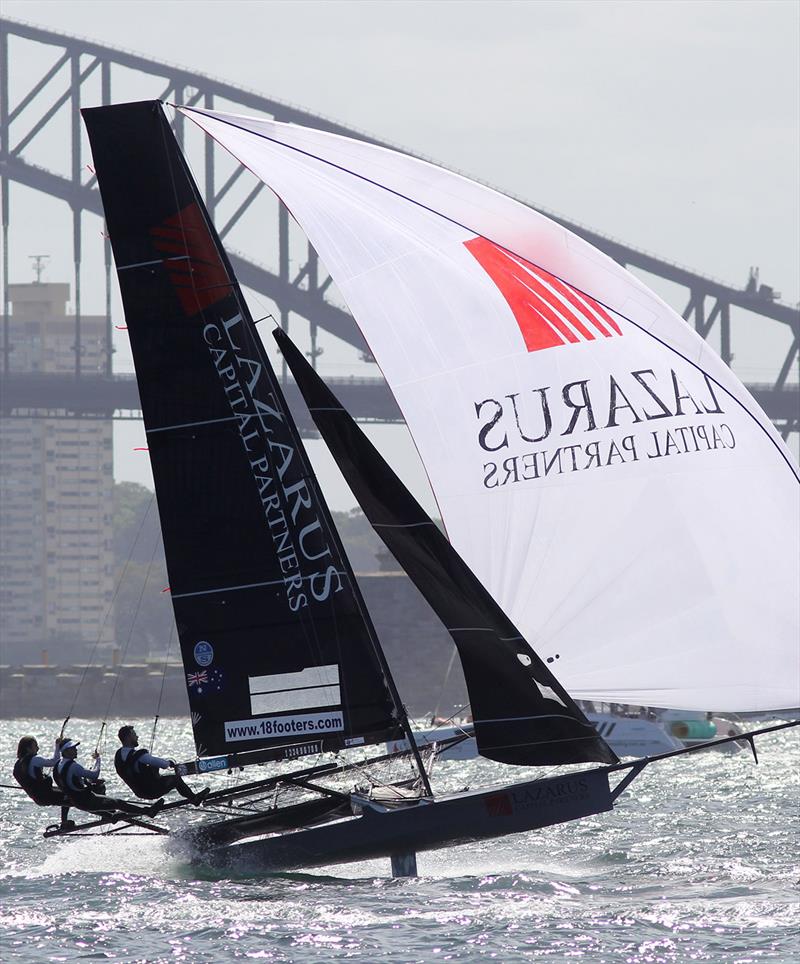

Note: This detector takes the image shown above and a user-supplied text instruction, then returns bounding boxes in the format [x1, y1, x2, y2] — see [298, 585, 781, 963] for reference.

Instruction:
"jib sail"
[82, 101, 403, 758]
[274, 328, 617, 767]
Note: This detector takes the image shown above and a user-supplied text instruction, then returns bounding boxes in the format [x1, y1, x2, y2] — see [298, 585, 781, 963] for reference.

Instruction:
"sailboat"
[59, 100, 798, 876]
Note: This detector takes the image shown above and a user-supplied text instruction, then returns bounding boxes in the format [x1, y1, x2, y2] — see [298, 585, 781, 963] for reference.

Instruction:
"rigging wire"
[97, 523, 163, 745]
[427, 701, 472, 735]
[64, 493, 157, 728]
[150, 621, 176, 754]
[95, 721, 106, 757]
[430, 646, 459, 723]
[347, 744, 430, 794]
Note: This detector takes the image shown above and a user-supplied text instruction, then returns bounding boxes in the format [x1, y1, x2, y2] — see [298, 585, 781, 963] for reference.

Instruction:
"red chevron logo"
[465, 236, 622, 352]
[150, 203, 231, 315]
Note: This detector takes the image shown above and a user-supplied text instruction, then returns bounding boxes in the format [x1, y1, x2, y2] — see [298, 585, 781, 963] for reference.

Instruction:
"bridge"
[1, 18, 798, 438]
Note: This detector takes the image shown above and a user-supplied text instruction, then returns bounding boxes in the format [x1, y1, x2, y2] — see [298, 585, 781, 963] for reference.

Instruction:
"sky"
[3, 0, 799, 508]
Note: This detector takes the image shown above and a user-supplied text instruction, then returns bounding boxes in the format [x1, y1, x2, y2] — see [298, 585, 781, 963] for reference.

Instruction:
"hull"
[196, 768, 613, 872]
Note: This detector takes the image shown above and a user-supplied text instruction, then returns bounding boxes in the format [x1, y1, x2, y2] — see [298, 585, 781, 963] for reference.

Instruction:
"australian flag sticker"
[187, 666, 225, 698]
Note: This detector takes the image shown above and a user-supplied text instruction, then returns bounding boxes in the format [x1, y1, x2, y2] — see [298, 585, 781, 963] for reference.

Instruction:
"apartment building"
[0, 282, 114, 663]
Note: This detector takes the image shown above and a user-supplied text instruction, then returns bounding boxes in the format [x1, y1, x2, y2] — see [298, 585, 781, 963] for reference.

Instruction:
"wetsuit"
[114, 746, 196, 801]
[54, 755, 151, 816]
[13, 750, 70, 824]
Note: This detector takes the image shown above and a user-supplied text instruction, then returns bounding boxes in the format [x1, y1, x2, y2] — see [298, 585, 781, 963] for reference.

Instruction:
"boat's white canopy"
[182, 105, 800, 713]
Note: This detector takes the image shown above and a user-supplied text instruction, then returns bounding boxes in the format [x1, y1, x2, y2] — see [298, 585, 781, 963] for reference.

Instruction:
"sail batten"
[82, 101, 405, 757]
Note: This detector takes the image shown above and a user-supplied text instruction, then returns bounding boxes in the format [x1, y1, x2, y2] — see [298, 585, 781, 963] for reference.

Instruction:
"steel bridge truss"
[1, 19, 798, 439]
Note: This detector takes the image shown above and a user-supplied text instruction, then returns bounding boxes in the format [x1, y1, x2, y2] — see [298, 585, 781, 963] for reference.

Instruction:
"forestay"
[183, 105, 800, 712]
[83, 102, 403, 758]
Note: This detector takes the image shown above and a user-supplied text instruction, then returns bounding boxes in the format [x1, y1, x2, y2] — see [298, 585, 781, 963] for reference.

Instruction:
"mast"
[365, 624, 433, 796]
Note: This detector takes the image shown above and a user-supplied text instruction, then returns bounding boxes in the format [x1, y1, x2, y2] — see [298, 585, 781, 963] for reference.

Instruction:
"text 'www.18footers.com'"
[224, 711, 344, 742]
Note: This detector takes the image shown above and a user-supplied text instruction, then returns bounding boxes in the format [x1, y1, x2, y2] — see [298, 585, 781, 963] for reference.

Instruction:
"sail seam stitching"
[374, 522, 431, 529]
[119, 255, 190, 271]
[487, 734, 602, 748]
[447, 626, 509, 632]
[146, 415, 239, 434]
[479, 714, 596, 725]
[172, 572, 348, 599]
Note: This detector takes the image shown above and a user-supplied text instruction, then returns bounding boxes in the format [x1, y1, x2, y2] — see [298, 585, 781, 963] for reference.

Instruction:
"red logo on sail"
[150, 203, 232, 315]
[465, 236, 622, 352]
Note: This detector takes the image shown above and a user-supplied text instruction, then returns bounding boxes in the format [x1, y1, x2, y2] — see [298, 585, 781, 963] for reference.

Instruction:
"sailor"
[54, 739, 164, 819]
[115, 726, 209, 806]
[13, 735, 74, 829]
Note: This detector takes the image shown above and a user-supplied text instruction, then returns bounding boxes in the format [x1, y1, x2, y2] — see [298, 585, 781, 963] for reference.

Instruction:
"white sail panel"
[183, 107, 800, 712]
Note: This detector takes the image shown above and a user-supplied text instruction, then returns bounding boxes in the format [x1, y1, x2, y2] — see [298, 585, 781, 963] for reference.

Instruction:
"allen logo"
[197, 756, 229, 773]
[150, 202, 231, 315]
[465, 236, 622, 352]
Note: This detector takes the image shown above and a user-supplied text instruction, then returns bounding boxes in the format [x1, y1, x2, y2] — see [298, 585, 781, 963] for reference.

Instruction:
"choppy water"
[0, 716, 797, 963]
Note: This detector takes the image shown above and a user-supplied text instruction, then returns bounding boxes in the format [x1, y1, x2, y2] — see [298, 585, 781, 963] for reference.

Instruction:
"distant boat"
[46, 99, 798, 878]
[389, 708, 744, 761]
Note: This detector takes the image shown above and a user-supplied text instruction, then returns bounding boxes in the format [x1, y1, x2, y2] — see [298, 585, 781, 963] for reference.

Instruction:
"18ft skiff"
[51, 100, 800, 876]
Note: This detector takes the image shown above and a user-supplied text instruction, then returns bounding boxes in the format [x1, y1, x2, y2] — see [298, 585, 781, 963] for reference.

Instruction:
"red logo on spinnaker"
[465, 236, 622, 352]
[150, 203, 231, 315]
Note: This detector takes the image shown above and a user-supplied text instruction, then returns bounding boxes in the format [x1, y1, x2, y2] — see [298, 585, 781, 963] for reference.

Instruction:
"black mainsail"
[274, 328, 617, 767]
[82, 101, 404, 758]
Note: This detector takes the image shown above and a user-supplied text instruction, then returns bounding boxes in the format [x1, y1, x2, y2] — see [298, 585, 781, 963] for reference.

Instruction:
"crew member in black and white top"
[54, 740, 164, 819]
[13, 735, 74, 829]
[115, 726, 209, 806]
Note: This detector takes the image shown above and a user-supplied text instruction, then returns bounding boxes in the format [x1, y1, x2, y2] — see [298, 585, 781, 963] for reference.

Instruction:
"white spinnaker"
[182, 107, 800, 712]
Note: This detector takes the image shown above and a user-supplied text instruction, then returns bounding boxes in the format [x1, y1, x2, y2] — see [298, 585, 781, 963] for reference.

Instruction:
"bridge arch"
[0, 18, 797, 437]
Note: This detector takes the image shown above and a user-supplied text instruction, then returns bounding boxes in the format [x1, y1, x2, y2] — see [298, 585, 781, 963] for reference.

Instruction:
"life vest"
[54, 758, 93, 798]
[53, 758, 74, 793]
[13, 753, 56, 804]
[114, 747, 162, 796]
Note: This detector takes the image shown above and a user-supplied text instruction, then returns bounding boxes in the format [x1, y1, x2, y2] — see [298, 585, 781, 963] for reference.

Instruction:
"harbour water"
[1, 717, 798, 963]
